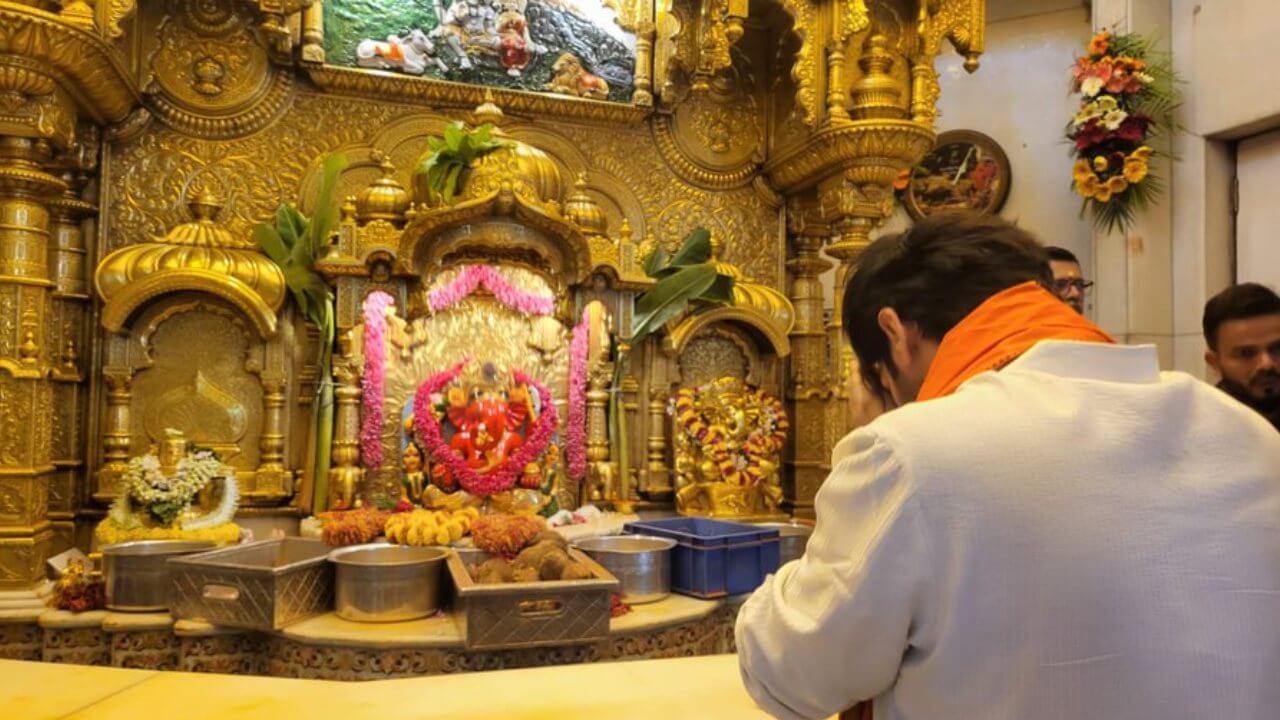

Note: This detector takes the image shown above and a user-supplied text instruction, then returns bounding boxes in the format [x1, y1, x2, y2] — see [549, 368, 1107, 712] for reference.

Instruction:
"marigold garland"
[360, 291, 395, 469]
[566, 309, 589, 482]
[412, 362, 559, 497]
[427, 265, 555, 316]
[1068, 30, 1180, 233]
[671, 385, 788, 486]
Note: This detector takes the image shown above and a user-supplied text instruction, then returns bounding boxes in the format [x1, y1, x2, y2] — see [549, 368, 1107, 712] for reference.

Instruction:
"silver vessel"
[573, 535, 675, 604]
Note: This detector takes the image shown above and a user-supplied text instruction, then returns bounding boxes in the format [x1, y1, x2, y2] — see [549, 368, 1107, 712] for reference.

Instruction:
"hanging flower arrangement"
[671, 385, 788, 487]
[1067, 30, 1179, 233]
[427, 265, 555, 316]
[359, 291, 396, 469]
[411, 362, 559, 497]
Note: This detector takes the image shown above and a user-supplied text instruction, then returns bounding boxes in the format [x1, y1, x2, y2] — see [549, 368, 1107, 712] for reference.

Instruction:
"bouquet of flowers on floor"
[1068, 30, 1179, 233]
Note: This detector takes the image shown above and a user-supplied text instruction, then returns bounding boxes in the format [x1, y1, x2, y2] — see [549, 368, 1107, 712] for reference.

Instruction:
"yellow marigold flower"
[1092, 155, 1109, 172]
[1123, 157, 1149, 183]
[1107, 176, 1129, 194]
[1076, 174, 1100, 197]
[1132, 146, 1153, 160]
[1072, 159, 1094, 183]
[1094, 186, 1114, 204]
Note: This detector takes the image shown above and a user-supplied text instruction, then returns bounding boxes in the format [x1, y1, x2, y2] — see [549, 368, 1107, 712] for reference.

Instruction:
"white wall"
[1176, 0, 1280, 139]
[1235, 129, 1280, 290]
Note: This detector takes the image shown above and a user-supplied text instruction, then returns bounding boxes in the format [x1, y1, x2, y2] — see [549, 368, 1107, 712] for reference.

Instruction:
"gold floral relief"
[106, 92, 403, 251]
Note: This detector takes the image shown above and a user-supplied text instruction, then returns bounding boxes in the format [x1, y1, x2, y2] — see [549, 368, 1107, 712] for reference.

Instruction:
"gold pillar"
[785, 225, 832, 519]
[825, 42, 849, 121]
[0, 136, 61, 598]
[633, 21, 655, 107]
[644, 387, 671, 498]
[585, 361, 612, 503]
[96, 368, 133, 502]
[257, 376, 290, 495]
[46, 173, 93, 556]
[327, 333, 363, 510]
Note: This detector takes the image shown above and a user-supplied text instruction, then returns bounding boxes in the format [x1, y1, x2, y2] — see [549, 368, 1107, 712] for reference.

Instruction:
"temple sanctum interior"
[1, 0, 1279, 718]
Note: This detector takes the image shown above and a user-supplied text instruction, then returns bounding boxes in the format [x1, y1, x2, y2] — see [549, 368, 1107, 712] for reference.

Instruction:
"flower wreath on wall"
[671, 385, 788, 487]
[1068, 30, 1181, 233]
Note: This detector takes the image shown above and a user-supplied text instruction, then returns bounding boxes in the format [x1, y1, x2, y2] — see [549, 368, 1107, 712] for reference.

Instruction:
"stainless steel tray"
[168, 538, 333, 631]
[447, 547, 619, 651]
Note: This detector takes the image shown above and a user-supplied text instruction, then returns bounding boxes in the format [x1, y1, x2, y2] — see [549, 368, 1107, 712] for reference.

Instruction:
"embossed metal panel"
[169, 538, 332, 631]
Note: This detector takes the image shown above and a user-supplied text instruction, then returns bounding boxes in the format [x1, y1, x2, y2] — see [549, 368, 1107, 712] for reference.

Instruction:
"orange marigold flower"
[1088, 32, 1111, 56]
[1094, 185, 1114, 204]
[1106, 176, 1129, 194]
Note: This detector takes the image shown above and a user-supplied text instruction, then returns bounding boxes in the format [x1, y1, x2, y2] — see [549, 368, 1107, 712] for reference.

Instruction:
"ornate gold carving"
[0, 57, 75, 148]
[143, 0, 294, 139]
[0, 4, 140, 125]
[680, 333, 748, 386]
[651, 91, 761, 190]
[774, 0, 819, 126]
[96, 189, 286, 338]
[101, 0, 138, 41]
[764, 120, 935, 193]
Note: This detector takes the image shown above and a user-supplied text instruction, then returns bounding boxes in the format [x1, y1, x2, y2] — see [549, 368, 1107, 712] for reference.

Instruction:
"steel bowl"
[100, 540, 215, 612]
[328, 544, 449, 622]
[572, 535, 675, 604]
[754, 522, 813, 566]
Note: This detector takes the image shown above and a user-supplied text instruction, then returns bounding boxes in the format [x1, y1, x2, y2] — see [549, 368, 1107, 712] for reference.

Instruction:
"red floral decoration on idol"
[359, 291, 395, 469]
[1067, 30, 1179, 233]
[412, 362, 559, 497]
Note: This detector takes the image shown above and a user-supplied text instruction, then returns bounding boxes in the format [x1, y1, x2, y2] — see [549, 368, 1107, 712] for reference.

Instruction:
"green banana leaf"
[667, 227, 712, 267]
[253, 152, 348, 514]
[414, 121, 506, 205]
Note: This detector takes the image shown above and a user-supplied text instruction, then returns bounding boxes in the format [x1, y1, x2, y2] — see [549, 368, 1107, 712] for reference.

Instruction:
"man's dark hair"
[1202, 283, 1280, 350]
[842, 212, 1053, 398]
[1045, 246, 1080, 265]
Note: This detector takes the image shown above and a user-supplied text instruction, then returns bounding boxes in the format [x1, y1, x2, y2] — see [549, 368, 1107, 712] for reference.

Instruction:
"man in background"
[1046, 245, 1091, 314]
[736, 213, 1280, 720]
[1204, 283, 1280, 431]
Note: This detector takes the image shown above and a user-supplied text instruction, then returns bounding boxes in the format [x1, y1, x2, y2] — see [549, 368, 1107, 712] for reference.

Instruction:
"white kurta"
[736, 341, 1280, 720]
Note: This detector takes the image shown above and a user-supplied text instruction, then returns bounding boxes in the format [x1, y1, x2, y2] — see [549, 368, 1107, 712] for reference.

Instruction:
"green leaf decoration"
[413, 122, 507, 206]
[668, 227, 712, 267]
[254, 224, 288, 266]
[632, 264, 719, 340]
[702, 274, 736, 305]
[642, 245, 669, 277]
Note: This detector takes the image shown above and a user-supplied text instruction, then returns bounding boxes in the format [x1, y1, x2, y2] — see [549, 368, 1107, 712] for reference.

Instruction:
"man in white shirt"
[736, 213, 1280, 720]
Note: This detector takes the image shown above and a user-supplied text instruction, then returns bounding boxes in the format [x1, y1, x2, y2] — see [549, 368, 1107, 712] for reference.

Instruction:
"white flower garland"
[119, 450, 227, 527]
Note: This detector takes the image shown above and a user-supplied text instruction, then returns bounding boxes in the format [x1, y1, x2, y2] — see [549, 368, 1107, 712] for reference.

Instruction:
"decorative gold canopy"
[95, 189, 287, 338]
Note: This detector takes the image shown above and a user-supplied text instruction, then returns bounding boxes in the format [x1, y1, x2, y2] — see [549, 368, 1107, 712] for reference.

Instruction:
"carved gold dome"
[564, 172, 608, 236]
[412, 109, 563, 212]
[95, 190, 286, 338]
[356, 154, 410, 224]
[709, 234, 794, 335]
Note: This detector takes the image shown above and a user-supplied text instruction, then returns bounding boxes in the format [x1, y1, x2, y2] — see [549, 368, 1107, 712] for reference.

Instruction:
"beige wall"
[1176, 0, 1280, 139]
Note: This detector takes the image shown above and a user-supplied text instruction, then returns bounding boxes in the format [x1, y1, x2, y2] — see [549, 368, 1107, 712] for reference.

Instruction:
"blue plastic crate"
[623, 517, 780, 599]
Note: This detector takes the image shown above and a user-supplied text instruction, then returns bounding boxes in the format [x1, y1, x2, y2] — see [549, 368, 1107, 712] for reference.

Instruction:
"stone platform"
[0, 594, 743, 680]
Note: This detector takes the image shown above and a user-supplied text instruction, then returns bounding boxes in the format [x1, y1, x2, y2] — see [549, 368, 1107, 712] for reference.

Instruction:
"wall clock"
[902, 130, 1012, 220]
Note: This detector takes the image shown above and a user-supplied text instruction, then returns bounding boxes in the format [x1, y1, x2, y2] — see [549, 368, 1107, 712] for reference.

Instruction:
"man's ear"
[1205, 349, 1221, 376]
[877, 307, 915, 370]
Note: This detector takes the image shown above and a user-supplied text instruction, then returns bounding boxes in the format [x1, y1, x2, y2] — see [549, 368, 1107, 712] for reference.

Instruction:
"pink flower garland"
[359, 291, 395, 469]
[412, 362, 559, 497]
[566, 310, 589, 481]
[428, 265, 555, 316]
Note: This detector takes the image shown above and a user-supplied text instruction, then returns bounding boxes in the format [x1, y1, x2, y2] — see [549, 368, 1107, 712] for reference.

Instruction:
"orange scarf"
[915, 281, 1114, 402]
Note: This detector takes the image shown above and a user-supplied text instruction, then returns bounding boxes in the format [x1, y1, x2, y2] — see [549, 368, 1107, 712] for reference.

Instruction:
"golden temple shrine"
[2, 0, 1273, 717]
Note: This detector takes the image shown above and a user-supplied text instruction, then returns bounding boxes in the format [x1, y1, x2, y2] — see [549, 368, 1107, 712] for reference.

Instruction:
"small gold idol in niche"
[671, 377, 789, 521]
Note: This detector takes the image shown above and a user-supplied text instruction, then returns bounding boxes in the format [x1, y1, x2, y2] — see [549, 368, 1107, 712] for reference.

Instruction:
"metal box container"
[168, 538, 333, 631]
[447, 547, 619, 650]
[101, 541, 215, 612]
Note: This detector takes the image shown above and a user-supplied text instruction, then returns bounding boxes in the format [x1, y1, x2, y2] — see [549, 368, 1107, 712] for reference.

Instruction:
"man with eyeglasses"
[1046, 246, 1092, 314]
